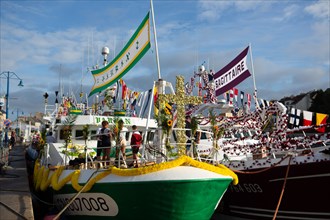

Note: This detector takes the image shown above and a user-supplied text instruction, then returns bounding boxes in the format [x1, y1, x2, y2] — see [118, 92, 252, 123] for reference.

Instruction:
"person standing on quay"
[9, 130, 16, 150]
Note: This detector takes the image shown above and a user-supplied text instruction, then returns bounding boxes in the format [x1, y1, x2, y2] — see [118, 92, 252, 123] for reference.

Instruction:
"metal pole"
[4, 72, 10, 145]
[249, 43, 259, 109]
[6, 72, 10, 119]
[142, 81, 156, 162]
[1, 71, 24, 145]
[150, 0, 161, 80]
[249, 43, 257, 94]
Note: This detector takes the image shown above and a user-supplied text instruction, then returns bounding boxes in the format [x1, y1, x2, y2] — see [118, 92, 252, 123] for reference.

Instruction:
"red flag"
[198, 82, 202, 96]
[233, 87, 238, 102]
[303, 110, 313, 126]
[122, 81, 127, 99]
[247, 93, 251, 108]
[229, 89, 234, 105]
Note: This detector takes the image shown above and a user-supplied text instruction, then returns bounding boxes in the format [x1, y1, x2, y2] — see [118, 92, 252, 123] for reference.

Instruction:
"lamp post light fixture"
[0, 71, 24, 119]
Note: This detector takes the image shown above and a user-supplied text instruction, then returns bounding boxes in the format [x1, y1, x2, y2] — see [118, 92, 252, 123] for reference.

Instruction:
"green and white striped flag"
[89, 12, 150, 97]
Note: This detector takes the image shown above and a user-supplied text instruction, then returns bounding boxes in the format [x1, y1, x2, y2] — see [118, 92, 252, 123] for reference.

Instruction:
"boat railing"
[44, 126, 222, 169]
[43, 120, 330, 169]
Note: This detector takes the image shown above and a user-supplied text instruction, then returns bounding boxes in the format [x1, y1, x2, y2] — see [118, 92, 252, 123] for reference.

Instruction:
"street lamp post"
[0, 71, 24, 119]
[0, 71, 23, 145]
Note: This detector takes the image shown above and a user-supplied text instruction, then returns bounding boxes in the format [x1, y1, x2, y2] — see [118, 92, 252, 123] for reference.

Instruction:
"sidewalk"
[0, 144, 34, 220]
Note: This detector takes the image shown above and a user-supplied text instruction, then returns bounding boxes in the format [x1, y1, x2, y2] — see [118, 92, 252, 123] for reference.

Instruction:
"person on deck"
[46, 131, 56, 143]
[97, 120, 112, 161]
[115, 119, 128, 163]
[130, 125, 142, 168]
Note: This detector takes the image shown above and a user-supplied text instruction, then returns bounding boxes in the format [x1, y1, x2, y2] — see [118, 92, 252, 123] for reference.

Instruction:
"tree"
[309, 88, 330, 123]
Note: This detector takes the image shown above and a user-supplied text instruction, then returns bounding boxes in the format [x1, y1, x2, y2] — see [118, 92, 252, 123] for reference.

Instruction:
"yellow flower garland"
[35, 165, 44, 190]
[40, 168, 55, 191]
[33, 159, 40, 183]
[34, 155, 238, 192]
[51, 166, 75, 191]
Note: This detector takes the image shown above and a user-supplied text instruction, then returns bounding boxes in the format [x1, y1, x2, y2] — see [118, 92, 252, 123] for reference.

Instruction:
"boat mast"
[150, 0, 161, 80]
[249, 43, 259, 109]
[144, 0, 166, 163]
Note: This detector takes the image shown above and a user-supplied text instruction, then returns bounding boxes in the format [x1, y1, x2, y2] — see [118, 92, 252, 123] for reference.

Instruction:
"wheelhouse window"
[75, 130, 83, 140]
[59, 129, 70, 140]
[91, 130, 98, 140]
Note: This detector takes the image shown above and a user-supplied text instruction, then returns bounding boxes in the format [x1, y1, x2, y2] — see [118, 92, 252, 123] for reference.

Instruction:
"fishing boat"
[215, 112, 330, 220]
[32, 77, 238, 220]
[198, 102, 330, 220]
[183, 60, 330, 219]
[29, 3, 238, 220]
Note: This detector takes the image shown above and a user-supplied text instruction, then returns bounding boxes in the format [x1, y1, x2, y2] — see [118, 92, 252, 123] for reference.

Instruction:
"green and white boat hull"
[52, 166, 233, 220]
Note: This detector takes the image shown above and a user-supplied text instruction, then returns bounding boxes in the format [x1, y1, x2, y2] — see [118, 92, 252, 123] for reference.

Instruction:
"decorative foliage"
[156, 108, 173, 151]
[61, 143, 96, 158]
[209, 110, 224, 149]
[157, 109, 173, 136]
[190, 116, 199, 137]
[158, 76, 202, 155]
[82, 125, 90, 142]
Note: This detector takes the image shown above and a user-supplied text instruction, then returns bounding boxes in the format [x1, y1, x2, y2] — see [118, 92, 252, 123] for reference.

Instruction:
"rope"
[0, 201, 28, 220]
[53, 169, 99, 220]
[273, 155, 292, 220]
[231, 155, 292, 220]
[232, 155, 291, 174]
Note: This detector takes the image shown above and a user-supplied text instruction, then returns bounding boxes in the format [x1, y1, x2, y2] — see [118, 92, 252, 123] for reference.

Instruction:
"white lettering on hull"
[230, 183, 263, 193]
[54, 193, 119, 216]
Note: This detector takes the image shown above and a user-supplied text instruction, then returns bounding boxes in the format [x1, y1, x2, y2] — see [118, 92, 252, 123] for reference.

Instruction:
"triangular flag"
[316, 113, 328, 133]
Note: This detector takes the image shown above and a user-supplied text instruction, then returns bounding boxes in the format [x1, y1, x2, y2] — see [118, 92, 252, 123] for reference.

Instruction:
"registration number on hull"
[54, 193, 119, 216]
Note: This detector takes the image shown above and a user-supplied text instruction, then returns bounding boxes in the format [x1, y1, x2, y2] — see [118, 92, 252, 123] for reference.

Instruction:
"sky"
[0, 0, 329, 121]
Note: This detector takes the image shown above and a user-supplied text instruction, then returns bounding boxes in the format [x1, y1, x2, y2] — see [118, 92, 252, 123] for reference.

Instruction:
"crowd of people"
[0, 129, 18, 150]
[95, 116, 202, 167]
[96, 119, 142, 168]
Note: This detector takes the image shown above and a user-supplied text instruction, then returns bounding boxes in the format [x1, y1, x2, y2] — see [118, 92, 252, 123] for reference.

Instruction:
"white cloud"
[274, 4, 300, 22]
[197, 0, 272, 22]
[305, 0, 330, 19]
[197, 1, 232, 21]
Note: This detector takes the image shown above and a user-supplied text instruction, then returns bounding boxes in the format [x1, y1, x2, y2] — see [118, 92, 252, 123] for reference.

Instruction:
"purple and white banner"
[214, 46, 251, 96]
